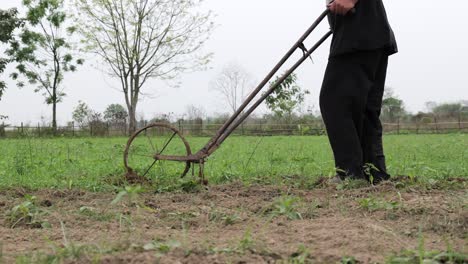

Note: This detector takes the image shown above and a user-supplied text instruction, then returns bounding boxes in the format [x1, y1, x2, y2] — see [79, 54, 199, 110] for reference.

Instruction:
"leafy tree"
[7, 0, 83, 131]
[72, 100, 91, 128]
[381, 88, 405, 123]
[432, 103, 463, 119]
[104, 103, 128, 124]
[265, 73, 309, 119]
[74, 0, 214, 134]
[0, 8, 23, 104]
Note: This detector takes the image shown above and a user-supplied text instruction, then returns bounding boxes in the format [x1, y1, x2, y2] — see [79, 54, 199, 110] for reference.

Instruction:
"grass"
[0, 134, 466, 190]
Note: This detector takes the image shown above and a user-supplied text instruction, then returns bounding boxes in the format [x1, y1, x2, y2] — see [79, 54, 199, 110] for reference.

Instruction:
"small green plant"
[287, 245, 312, 264]
[301, 200, 322, 219]
[179, 179, 203, 193]
[363, 163, 380, 184]
[270, 196, 303, 220]
[237, 229, 255, 253]
[386, 250, 467, 264]
[386, 229, 467, 264]
[78, 206, 114, 222]
[337, 178, 370, 190]
[143, 239, 181, 253]
[5, 195, 50, 228]
[208, 209, 241, 226]
[341, 256, 359, 264]
[358, 197, 400, 212]
[111, 185, 143, 206]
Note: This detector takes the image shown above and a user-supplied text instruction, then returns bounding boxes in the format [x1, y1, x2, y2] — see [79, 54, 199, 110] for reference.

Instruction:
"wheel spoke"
[142, 160, 158, 178]
[146, 134, 157, 153]
[159, 132, 177, 155]
[123, 123, 191, 179]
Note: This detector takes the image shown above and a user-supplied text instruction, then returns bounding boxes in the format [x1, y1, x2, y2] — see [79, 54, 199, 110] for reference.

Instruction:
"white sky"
[0, 0, 467, 126]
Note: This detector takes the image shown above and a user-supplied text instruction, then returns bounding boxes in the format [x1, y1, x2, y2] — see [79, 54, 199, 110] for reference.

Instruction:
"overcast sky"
[1, 0, 467, 126]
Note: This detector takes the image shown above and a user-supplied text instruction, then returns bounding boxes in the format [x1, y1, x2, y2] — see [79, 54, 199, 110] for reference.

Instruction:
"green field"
[0, 134, 466, 190]
[1, 134, 467, 263]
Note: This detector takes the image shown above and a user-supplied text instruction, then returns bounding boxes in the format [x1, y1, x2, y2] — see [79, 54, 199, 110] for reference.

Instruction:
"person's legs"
[320, 51, 382, 179]
[361, 54, 391, 182]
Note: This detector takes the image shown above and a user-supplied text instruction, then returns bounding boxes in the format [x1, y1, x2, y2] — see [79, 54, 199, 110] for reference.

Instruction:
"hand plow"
[123, 9, 333, 184]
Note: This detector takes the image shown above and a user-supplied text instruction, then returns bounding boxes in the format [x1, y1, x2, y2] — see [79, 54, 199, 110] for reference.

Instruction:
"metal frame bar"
[197, 9, 332, 157]
[148, 9, 333, 164]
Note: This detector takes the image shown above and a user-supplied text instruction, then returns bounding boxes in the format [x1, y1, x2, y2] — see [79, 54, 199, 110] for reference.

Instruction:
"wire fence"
[1, 120, 467, 138]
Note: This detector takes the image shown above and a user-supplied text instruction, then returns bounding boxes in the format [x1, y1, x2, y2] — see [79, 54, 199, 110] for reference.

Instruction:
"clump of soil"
[124, 168, 151, 185]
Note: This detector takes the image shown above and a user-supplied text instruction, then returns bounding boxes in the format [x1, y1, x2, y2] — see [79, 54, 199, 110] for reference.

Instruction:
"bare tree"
[211, 63, 254, 114]
[74, 0, 214, 134]
[185, 104, 206, 121]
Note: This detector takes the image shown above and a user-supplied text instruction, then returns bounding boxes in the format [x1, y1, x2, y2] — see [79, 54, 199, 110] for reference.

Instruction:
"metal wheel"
[124, 123, 192, 179]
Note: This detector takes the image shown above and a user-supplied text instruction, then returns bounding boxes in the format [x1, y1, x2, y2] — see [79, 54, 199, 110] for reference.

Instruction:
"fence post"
[458, 111, 462, 130]
[21, 122, 24, 134]
[397, 118, 400, 135]
[72, 122, 75, 137]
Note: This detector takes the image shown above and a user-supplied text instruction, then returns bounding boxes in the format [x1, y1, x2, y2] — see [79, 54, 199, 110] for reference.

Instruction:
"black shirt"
[328, 0, 398, 56]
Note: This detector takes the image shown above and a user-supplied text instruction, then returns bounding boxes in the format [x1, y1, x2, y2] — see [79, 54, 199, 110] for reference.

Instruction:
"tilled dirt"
[0, 182, 466, 263]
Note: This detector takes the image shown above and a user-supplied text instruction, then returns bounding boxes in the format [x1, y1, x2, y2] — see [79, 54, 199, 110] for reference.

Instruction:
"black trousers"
[320, 49, 390, 181]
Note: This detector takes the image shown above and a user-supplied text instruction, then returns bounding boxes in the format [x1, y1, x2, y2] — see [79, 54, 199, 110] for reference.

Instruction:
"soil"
[0, 182, 466, 263]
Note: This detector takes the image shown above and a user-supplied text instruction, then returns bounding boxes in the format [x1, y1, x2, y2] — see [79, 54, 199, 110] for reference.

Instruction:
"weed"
[111, 185, 143, 207]
[341, 256, 359, 264]
[179, 179, 203, 193]
[386, 250, 467, 264]
[78, 206, 114, 222]
[286, 245, 312, 264]
[269, 196, 303, 220]
[237, 229, 255, 253]
[5, 195, 50, 228]
[386, 230, 467, 264]
[358, 197, 400, 212]
[337, 178, 370, 190]
[208, 209, 241, 226]
[300, 199, 322, 219]
[143, 239, 181, 253]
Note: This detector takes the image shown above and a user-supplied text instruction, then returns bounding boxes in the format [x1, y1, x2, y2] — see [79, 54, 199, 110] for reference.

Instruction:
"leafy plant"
[336, 178, 370, 190]
[270, 195, 302, 220]
[237, 229, 255, 253]
[143, 239, 181, 253]
[341, 256, 359, 264]
[208, 209, 241, 226]
[111, 185, 143, 207]
[387, 249, 467, 264]
[288, 245, 312, 264]
[358, 197, 400, 212]
[78, 206, 114, 222]
[5, 195, 50, 228]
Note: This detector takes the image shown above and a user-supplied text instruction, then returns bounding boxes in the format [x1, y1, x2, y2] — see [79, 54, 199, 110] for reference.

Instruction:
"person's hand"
[328, 0, 358, 15]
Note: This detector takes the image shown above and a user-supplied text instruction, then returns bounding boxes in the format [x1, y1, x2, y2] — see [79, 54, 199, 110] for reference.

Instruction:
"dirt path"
[0, 182, 466, 263]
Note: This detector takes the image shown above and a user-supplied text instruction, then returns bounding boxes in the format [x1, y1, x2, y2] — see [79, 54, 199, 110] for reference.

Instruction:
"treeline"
[5, 100, 466, 137]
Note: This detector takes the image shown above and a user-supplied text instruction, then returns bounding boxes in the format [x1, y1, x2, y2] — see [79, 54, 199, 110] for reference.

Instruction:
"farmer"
[320, 0, 397, 183]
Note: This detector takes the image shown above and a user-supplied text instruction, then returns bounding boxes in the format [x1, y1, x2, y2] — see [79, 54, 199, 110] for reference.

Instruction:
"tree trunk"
[128, 107, 137, 136]
[52, 90, 57, 133]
